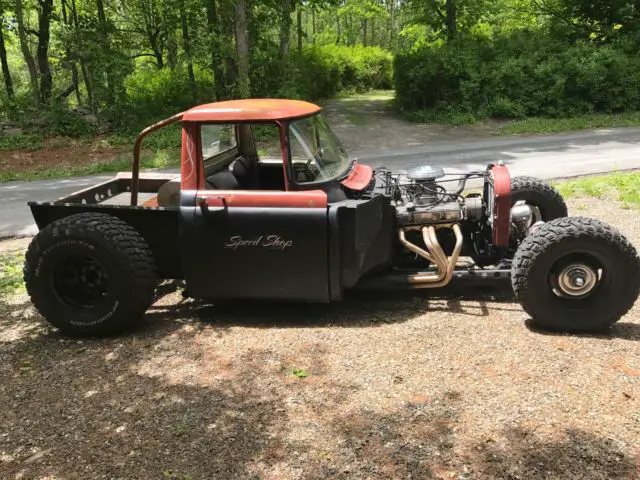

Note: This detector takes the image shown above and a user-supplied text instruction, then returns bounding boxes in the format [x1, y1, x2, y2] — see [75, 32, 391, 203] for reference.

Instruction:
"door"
[179, 189, 330, 301]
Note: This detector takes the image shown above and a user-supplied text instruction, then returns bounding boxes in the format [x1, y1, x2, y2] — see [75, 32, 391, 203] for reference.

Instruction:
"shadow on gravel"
[265, 392, 638, 480]
[0, 340, 289, 478]
[524, 318, 640, 342]
[471, 427, 638, 480]
[2, 291, 638, 478]
[139, 284, 520, 334]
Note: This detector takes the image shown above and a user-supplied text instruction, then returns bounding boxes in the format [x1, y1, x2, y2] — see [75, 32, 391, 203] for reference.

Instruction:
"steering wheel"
[305, 148, 323, 176]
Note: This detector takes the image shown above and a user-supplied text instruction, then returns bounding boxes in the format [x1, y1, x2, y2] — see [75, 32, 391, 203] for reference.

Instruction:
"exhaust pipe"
[398, 224, 463, 287]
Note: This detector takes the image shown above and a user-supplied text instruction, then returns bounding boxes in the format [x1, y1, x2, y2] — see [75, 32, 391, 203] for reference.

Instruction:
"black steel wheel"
[511, 176, 568, 221]
[24, 213, 157, 336]
[511, 217, 639, 332]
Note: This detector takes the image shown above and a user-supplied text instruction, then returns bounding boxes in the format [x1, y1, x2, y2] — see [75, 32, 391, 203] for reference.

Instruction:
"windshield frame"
[285, 112, 353, 188]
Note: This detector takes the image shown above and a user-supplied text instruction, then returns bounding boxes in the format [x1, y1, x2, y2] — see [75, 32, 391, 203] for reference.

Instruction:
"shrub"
[110, 65, 214, 130]
[252, 44, 393, 100]
[395, 30, 640, 120]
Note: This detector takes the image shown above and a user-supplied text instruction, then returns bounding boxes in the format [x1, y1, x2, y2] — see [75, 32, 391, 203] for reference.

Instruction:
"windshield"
[288, 113, 351, 184]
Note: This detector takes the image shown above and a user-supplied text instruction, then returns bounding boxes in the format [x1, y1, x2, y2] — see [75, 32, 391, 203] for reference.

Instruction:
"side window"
[201, 124, 237, 160]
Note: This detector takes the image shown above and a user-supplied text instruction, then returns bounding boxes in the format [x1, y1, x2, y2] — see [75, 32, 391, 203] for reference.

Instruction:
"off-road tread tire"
[512, 217, 640, 332]
[24, 213, 157, 336]
[511, 176, 568, 220]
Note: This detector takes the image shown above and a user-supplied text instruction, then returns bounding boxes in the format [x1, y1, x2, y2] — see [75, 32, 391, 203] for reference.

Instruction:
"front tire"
[511, 217, 639, 332]
[511, 176, 568, 221]
[24, 213, 157, 336]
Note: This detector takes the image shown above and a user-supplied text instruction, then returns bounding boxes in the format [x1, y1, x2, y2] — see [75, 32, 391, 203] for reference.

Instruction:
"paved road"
[2, 127, 640, 238]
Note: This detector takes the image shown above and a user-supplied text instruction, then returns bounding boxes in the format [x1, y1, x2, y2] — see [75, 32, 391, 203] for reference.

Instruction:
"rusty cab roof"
[182, 98, 322, 123]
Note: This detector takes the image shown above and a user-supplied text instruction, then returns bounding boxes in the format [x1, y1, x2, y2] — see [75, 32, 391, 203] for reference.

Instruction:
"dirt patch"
[0, 139, 127, 177]
[1, 198, 639, 479]
[321, 91, 495, 156]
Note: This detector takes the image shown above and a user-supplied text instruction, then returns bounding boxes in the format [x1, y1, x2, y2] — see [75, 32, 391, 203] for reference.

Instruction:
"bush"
[109, 65, 214, 131]
[395, 31, 640, 120]
[252, 44, 393, 100]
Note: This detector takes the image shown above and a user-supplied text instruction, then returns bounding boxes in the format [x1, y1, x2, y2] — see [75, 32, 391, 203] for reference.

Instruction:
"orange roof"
[182, 99, 322, 122]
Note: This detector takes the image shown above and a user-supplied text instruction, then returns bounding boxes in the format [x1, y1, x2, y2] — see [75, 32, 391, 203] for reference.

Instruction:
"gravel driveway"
[1, 197, 639, 480]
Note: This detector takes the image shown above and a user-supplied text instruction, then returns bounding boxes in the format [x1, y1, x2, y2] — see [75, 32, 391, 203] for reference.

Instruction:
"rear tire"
[511, 176, 568, 221]
[24, 213, 157, 336]
[511, 217, 639, 332]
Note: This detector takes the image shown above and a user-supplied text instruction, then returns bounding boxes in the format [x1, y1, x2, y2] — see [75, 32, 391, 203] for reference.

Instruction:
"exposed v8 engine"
[378, 164, 485, 227]
[394, 165, 463, 226]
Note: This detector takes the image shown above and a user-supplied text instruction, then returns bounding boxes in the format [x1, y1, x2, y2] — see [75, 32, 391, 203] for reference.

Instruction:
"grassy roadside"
[0, 149, 180, 183]
[553, 170, 640, 210]
[497, 111, 640, 136]
[0, 251, 24, 298]
[406, 108, 640, 135]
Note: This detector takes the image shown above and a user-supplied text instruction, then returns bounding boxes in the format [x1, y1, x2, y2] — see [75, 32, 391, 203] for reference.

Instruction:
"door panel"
[179, 190, 329, 301]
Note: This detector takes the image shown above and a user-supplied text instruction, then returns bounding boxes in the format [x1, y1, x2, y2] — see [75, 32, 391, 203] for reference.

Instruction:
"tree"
[205, 0, 227, 100]
[235, 0, 250, 98]
[179, 0, 197, 103]
[15, 0, 39, 103]
[0, 4, 14, 100]
[280, 0, 293, 56]
[406, 0, 491, 41]
[36, 0, 54, 102]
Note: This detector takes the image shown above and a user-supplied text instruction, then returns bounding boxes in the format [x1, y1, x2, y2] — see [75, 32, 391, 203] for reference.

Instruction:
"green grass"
[334, 89, 395, 102]
[554, 171, 640, 210]
[0, 134, 45, 150]
[0, 251, 25, 298]
[404, 108, 478, 125]
[0, 149, 180, 183]
[403, 108, 640, 134]
[497, 112, 640, 136]
[0, 123, 182, 152]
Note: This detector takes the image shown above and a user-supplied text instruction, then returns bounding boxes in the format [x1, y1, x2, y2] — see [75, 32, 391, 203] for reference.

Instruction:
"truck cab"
[28, 99, 395, 317]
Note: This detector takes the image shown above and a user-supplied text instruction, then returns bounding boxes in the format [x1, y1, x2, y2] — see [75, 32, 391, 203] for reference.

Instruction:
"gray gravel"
[0, 197, 639, 479]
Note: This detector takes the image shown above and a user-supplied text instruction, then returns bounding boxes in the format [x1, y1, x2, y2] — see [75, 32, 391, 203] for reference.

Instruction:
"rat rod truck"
[24, 99, 640, 336]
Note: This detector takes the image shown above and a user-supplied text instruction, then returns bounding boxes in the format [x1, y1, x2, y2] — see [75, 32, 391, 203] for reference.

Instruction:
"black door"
[179, 189, 330, 301]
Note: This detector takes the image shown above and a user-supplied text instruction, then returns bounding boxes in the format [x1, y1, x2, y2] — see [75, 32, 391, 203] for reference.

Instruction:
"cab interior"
[202, 123, 287, 192]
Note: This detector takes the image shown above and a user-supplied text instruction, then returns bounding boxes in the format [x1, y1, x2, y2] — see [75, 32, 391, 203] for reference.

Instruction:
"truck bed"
[28, 172, 183, 279]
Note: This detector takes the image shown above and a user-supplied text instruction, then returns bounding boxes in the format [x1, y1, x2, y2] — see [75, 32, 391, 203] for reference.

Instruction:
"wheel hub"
[556, 263, 598, 297]
[53, 255, 109, 309]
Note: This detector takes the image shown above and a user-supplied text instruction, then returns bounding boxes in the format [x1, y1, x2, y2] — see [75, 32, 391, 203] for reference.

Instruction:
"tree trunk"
[36, 0, 53, 102]
[371, 17, 375, 46]
[15, 0, 39, 104]
[69, 0, 93, 110]
[167, 34, 178, 69]
[81, 63, 95, 111]
[61, 0, 82, 105]
[70, 63, 81, 104]
[149, 32, 164, 69]
[446, 0, 457, 40]
[279, 0, 292, 57]
[336, 13, 340, 44]
[363, 18, 367, 46]
[388, 0, 395, 49]
[96, 0, 107, 31]
[312, 8, 315, 43]
[225, 12, 237, 93]
[180, 2, 197, 103]
[206, 0, 227, 100]
[95, 0, 116, 101]
[0, 12, 14, 100]
[296, 5, 302, 55]
[235, 0, 250, 98]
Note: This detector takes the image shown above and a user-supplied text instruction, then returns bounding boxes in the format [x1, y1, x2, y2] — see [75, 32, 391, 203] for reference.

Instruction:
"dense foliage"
[0, 0, 400, 136]
[395, 1, 640, 121]
[0, 0, 639, 136]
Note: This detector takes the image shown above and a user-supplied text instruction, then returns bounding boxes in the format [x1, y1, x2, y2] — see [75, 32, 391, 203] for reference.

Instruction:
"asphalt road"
[2, 127, 640, 238]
